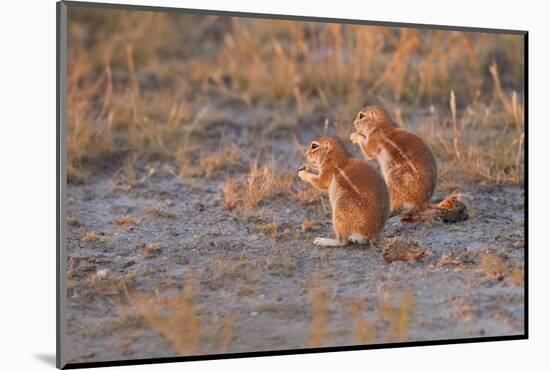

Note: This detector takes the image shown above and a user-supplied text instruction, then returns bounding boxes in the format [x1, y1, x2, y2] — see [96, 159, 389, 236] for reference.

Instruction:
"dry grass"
[216, 313, 236, 353]
[139, 242, 161, 258]
[67, 64, 114, 183]
[382, 237, 429, 263]
[223, 158, 293, 211]
[210, 254, 260, 288]
[129, 278, 237, 355]
[222, 179, 242, 210]
[300, 219, 318, 233]
[133, 281, 202, 355]
[145, 205, 175, 219]
[67, 10, 200, 182]
[68, 9, 524, 188]
[113, 215, 140, 226]
[236, 282, 256, 297]
[111, 154, 156, 191]
[511, 267, 524, 287]
[379, 289, 415, 342]
[206, 22, 510, 106]
[122, 155, 137, 188]
[67, 216, 81, 227]
[255, 217, 291, 240]
[443, 249, 521, 285]
[489, 61, 525, 128]
[265, 247, 296, 275]
[419, 65, 524, 187]
[309, 287, 328, 347]
[200, 145, 242, 178]
[452, 297, 477, 322]
[86, 270, 136, 296]
[290, 185, 323, 205]
[81, 231, 107, 244]
[480, 252, 509, 280]
[178, 143, 242, 178]
[438, 249, 476, 269]
[347, 299, 375, 344]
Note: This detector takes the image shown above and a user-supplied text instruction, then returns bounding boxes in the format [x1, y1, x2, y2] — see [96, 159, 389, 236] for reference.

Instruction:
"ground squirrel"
[298, 136, 390, 247]
[350, 106, 467, 223]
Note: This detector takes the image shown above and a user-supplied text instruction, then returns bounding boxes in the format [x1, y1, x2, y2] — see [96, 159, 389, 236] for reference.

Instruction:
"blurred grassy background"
[67, 7, 524, 187]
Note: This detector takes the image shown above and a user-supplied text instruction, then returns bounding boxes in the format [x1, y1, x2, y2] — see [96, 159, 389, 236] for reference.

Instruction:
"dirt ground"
[65, 112, 525, 363]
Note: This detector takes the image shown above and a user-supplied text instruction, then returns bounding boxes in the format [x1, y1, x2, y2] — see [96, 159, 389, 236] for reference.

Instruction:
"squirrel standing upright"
[298, 136, 390, 246]
[350, 106, 467, 223]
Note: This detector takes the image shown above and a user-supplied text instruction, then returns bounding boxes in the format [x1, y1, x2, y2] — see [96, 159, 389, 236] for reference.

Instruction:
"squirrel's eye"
[358, 112, 365, 119]
[311, 142, 319, 149]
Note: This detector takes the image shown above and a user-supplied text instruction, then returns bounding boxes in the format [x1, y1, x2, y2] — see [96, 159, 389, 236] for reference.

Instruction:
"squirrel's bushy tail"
[400, 193, 469, 223]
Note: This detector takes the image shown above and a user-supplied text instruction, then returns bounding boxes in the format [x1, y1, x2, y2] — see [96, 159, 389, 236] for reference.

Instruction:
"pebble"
[96, 269, 109, 278]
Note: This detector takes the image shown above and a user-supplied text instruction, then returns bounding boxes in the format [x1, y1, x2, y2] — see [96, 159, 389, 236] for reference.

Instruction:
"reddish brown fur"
[350, 106, 467, 223]
[381, 129, 437, 210]
[351, 106, 437, 212]
[298, 136, 390, 245]
[400, 193, 468, 223]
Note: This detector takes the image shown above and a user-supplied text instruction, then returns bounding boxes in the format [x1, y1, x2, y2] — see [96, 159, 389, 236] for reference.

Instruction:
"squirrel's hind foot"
[313, 237, 348, 247]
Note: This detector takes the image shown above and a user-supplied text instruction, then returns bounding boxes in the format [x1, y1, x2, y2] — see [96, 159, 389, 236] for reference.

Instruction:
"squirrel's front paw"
[298, 164, 319, 181]
[350, 132, 362, 144]
[297, 167, 309, 181]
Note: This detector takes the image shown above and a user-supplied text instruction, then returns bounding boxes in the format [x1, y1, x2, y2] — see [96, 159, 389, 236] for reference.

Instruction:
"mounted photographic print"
[57, 1, 527, 368]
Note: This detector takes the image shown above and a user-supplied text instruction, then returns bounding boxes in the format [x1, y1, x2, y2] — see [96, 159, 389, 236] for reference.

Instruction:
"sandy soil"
[65, 112, 525, 363]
